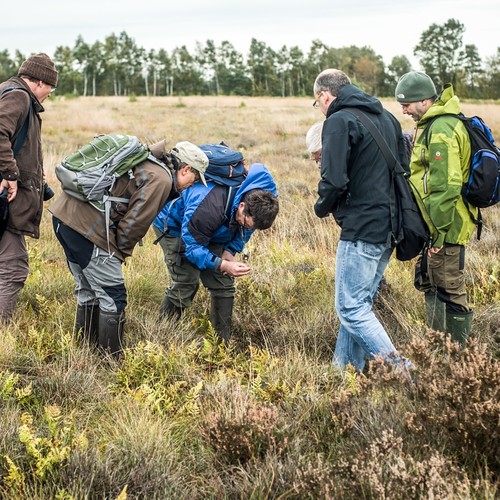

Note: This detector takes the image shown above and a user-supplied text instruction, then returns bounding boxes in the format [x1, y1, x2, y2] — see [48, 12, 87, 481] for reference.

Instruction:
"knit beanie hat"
[395, 71, 436, 102]
[18, 53, 58, 87]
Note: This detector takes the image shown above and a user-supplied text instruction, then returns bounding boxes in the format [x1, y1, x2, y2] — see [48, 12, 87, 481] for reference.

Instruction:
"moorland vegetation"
[0, 95, 498, 498]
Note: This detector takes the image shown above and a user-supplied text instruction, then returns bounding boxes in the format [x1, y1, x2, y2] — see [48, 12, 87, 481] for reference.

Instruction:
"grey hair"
[306, 121, 323, 154]
[314, 69, 351, 97]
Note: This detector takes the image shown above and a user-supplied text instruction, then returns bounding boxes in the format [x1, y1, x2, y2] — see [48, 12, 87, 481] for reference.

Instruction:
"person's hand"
[220, 259, 251, 277]
[0, 179, 17, 202]
[221, 250, 235, 261]
[428, 246, 443, 257]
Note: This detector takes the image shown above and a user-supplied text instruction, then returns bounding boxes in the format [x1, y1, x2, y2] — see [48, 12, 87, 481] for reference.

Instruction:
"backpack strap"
[422, 113, 464, 148]
[147, 153, 174, 183]
[101, 155, 173, 252]
[224, 185, 239, 222]
[102, 196, 127, 255]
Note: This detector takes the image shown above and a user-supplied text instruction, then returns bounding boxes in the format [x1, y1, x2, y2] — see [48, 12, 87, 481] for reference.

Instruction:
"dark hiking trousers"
[0, 230, 29, 320]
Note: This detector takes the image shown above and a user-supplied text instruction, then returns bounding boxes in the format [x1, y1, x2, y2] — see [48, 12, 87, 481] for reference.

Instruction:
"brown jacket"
[49, 140, 175, 261]
[0, 77, 44, 238]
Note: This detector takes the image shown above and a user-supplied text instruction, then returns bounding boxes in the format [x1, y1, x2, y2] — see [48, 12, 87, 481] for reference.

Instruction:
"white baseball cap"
[172, 141, 209, 186]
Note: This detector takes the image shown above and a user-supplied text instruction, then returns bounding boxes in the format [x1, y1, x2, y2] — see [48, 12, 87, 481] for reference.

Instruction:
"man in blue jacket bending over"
[153, 163, 279, 342]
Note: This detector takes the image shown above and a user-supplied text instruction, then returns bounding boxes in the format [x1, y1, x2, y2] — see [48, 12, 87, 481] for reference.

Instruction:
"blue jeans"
[333, 239, 402, 371]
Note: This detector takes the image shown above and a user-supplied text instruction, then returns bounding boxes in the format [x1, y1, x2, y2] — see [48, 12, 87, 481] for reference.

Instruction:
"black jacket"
[314, 84, 408, 244]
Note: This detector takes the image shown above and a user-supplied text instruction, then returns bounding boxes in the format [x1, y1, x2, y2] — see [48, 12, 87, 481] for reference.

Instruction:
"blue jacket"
[153, 163, 278, 271]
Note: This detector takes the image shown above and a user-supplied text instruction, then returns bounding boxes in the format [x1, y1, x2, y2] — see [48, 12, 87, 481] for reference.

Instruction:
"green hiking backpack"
[55, 134, 171, 252]
[55, 134, 152, 211]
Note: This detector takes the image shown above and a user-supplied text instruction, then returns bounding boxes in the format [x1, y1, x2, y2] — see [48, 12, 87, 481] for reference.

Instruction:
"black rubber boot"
[159, 295, 182, 321]
[210, 296, 234, 343]
[424, 292, 446, 332]
[446, 310, 473, 345]
[74, 303, 99, 345]
[98, 310, 125, 359]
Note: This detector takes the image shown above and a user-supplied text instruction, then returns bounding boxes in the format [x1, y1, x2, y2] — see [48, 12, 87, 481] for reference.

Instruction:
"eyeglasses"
[241, 213, 255, 230]
[312, 91, 323, 108]
[42, 81, 57, 93]
[40, 81, 57, 93]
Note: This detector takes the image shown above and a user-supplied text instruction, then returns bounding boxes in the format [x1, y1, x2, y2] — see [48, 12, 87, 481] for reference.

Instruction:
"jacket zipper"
[420, 147, 429, 195]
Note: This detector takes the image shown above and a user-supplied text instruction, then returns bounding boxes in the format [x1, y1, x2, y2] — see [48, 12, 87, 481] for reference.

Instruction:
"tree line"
[1, 18, 499, 99]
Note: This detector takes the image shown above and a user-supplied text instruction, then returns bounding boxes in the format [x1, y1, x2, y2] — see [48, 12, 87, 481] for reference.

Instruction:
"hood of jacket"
[327, 84, 384, 119]
[231, 163, 278, 210]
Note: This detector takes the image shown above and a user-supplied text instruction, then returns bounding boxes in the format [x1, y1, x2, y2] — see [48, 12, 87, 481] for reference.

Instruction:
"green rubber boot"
[425, 292, 446, 332]
[446, 310, 473, 345]
[210, 296, 234, 343]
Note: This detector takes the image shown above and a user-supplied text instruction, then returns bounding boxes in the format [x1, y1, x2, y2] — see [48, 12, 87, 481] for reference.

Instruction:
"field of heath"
[0, 95, 498, 499]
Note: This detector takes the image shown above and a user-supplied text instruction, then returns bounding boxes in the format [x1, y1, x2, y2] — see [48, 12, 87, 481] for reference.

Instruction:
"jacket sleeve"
[182, 186, 227, 271]
[115, 162, 173, 258]
[223, 226, 254, 255]
[314, 115, 350, 218]
[427, 123, 464, 247]
[0, 89, 30, 180]
[152, 202, 169, 232]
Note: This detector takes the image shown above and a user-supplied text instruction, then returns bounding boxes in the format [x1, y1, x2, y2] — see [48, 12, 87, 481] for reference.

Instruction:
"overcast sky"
[2, 0, 498, 68]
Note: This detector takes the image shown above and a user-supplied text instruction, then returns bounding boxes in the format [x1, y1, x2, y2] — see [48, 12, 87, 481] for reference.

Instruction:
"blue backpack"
[425, 113, 500, 239]
[199, 142, 248, 221]
[199, 143, 247, 187]
[459, 116, 500, 208]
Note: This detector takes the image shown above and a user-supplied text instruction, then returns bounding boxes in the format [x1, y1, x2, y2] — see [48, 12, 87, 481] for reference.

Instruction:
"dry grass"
[0, 95, 498, 498]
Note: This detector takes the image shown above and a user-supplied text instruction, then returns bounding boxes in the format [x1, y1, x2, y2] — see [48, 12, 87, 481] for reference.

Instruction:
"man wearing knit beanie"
[18, 53, 59, 88]
[394, 71, 476, 344]
[0, 53, 58, 320]
[395, 71, 437, 121]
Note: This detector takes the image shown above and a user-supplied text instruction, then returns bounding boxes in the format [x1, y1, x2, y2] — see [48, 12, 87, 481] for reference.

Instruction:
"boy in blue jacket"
[153, 163, 279, 342]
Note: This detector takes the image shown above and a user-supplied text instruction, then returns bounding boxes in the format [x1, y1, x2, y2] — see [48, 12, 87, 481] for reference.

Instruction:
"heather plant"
[405, 330, 500, 474]
[327, 430, 473, 499]
[201, 401, 282, 464]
